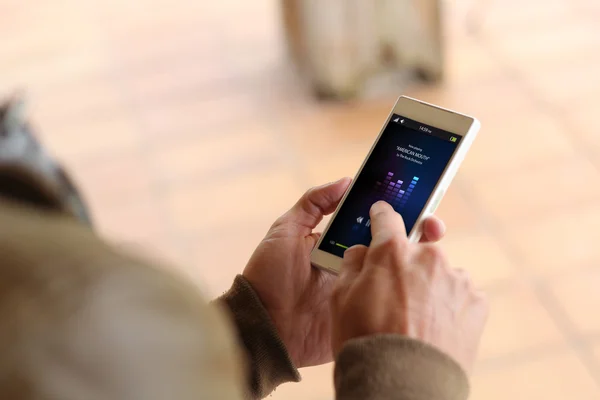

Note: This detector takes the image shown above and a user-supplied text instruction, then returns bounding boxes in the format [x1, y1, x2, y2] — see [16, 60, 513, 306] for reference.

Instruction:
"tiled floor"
[3, 0, 600, 398]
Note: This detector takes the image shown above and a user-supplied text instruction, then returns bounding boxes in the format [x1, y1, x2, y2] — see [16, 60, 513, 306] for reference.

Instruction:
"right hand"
[330, 201, 489, 372]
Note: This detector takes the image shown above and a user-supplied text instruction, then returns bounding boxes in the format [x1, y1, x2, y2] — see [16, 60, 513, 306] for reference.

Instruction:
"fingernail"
[439, 220, 447, 235]
[370, 201, 388, 214]
[334, 177, 351, 185]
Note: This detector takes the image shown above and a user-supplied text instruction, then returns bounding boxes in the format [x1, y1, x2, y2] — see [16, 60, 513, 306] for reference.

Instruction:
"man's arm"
[335, 336, 469, 400]
[330, 202, 488, 400]
[217, 275, 470, 400]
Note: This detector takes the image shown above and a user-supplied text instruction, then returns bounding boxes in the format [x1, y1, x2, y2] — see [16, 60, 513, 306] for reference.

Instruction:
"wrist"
[240, 273, 301, 366]
[217, 275, 301, 397]
[265, 310, 306, 367]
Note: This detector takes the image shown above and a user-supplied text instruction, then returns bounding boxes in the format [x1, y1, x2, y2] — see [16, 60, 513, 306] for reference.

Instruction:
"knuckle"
[342, 245, 368, 271]
[344, 244, 367, 258]
[295, 186, 325, 218]
[374, 235, 405, 252]
[304, 186, 318, 200]
[454, 268, 474, 285]
[268, 218, 294, 235]
[420, 243, 446, 265]
[303, 186, 324, 209]
[472, 288, 489, 303]
[271, 217, 286, 230]
[370, 238, 406, 264]
[331, 283, 346, 305]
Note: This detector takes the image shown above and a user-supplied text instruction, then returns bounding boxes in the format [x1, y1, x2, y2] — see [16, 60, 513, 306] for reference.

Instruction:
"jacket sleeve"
[218, 276, 469, 400]
[334, 335, 470, 400]
[217, 275, 301, 400]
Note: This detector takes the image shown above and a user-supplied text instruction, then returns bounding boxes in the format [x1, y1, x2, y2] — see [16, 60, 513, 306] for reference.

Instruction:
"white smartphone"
[311, 96, 480, 275]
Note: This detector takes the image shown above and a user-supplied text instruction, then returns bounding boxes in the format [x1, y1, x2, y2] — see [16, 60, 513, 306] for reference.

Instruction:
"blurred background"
[2, 0, 600, 398]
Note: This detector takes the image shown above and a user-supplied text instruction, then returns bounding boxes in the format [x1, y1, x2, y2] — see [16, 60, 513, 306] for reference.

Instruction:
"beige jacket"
[0, 199, 468, 400]
[0, 98, 469, 399]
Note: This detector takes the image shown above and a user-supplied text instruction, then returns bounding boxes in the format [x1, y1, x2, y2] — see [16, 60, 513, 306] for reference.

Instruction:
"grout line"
[95, 28, 195, 269]
[536, 261, 600, 284]
[454, 177, 527, 275]
[67, 154, 285, 212]
[155, 155, 284, 189]
[159, 217, 274, 254]
[460, 154, 581, 185]
[466, 20, 600, 387]
[258, 89, 321, 190]
[474, 343, 575, 375]
[467, 195, 600, 234]
[531, 281, 600, 383]
[467, 18, 600, 175]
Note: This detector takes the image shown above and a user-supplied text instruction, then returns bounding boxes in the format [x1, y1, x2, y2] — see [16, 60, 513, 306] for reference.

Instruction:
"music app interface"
[319, 114, 461, 257]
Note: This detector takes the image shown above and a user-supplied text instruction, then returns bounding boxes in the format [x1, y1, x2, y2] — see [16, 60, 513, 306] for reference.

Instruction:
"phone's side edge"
[407, 117, 480, 242]
[310, 99, 402, 271]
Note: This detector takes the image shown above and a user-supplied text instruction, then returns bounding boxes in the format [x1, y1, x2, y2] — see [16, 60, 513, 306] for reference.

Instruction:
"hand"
[331, 201, 489, 372]
[243, 179, 447, 368]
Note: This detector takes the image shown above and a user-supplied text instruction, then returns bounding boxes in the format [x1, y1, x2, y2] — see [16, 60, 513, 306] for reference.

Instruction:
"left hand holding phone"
[243, 180, 446, 369]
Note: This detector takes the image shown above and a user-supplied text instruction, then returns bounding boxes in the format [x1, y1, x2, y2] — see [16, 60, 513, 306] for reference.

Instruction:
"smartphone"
[311, 96, 480, 274]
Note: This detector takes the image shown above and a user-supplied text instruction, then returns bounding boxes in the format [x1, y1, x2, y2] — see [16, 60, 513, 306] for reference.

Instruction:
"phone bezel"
[310, 95, 480, 275]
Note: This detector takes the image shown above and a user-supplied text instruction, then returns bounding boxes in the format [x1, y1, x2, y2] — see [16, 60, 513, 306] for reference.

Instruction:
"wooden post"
[281, 0, 444, 99]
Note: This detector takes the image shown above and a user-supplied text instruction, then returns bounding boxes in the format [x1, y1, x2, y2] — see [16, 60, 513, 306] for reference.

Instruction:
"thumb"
[281, 177, 351, 230]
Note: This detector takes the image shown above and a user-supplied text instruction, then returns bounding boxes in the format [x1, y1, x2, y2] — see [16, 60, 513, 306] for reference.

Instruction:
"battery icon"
[450, 136, 457, 142]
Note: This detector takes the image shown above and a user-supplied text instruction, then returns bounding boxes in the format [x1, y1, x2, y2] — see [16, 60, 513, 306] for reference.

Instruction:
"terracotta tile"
[281, 98, 395, 160]
[440, 232, 516, 288]
[469, 158, 600, 225]
[435, 184, 483, 233]
[270, 364, 334, 400]
[404, 77, 535, 120]
[95, 197, 167, 248]
[471, 351, 600, 400]
[481, 0, 577, 34]
[578, 0, 600, 15]
[0, 49, 114, 94]
[548, 267, 600, 335]
[491, 18, 600, 75]
[303, 141, 372, 185]
[111, 23, 233, 102]
[0, 14, 101, 66]
[152, 122, 282, 183]
[28, 71, 127, 123]
[525, 58, 600, 106]
[65, 149, 156, 208]
[592, 341, 600, 363]
[478, 285, 564, 360]
[120, 59, 233, 104]
[505, 206, 600, 274]
[101, 0, 261, 38]
[107, 13, 219, 62]
[164, 167, 304, 235]
[458, 112, 577, 180]
[445, 38, 508, 86]
[33, 110, 142, 162]
[187, 223, 271, 297]
[136, 92, 267, 144]
[564, 102, 600, 151]
[399, 85, 455, 113]
[114, 234, 189, 275]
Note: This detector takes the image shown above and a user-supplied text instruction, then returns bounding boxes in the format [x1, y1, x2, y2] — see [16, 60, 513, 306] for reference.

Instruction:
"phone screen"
[319, 114, 462, 257]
